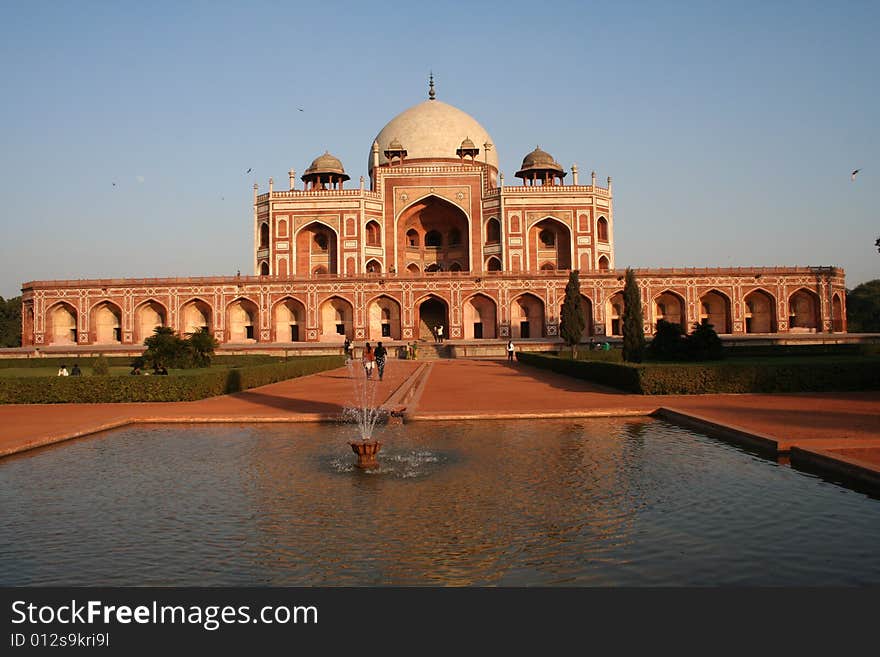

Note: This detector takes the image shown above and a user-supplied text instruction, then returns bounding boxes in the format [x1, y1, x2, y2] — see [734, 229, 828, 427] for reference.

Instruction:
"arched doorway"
[463, 294, 497, 339]
[367, 295, 401, 340]
[699, 290, 731, 333]
[134, 300, 166, 343]
[399, 196, 470, 273]
[417, 296, 448, 340]
[744, 289, 777, 333]
[510, 293, 545, 339]
[789, 288, 820, 332]
[47, 302, 77, 345]
[91, 301, 122, 344]
[653, 291, 686, 332]
[598, 255, 610, 271]
[319, 296, 353, 341]
[605, 292, 625, 336]
[274, 297, 305, 342]
[227, 298, 259, 342]
[181, 298, 212, 335]
[296, 222, 338, 276]
[529, 217, 571, 271]
[486, 256, 502, 272]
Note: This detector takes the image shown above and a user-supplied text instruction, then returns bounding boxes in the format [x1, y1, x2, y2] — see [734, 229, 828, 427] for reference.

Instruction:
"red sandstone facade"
[20, 87, 847, 348]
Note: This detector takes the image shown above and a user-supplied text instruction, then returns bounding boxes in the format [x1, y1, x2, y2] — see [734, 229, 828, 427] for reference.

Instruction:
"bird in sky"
[112, 182, 117, 187]
[298, 107, 304, 112]
[246, 168, 253, 174]
[851, 169, 861, 181]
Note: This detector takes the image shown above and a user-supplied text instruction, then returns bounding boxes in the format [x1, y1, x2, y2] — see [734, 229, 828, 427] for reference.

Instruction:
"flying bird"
[112, 182, 117, 187]
[246, 168, 253, 174]
[298, 107, 304, 112]
[851, 169, 861, 181]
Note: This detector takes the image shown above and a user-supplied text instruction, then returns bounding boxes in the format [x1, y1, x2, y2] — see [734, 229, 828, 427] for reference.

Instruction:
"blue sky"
[0, 0, 876, 299]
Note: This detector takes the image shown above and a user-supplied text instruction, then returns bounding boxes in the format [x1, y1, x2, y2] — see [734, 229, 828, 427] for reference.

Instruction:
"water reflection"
[1, 419, 879, 586]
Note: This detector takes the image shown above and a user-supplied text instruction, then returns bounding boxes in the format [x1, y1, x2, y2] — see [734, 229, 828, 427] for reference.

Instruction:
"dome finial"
[428, 71, 436, 100]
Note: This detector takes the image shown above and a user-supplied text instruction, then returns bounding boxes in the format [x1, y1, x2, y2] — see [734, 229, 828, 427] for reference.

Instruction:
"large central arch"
[296, 221, 338, 277]
[398, 196, 470, 273]
[528, 217, 572, 272]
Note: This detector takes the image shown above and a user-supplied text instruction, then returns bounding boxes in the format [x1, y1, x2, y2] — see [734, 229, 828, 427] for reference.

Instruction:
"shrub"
[0, 355, 344, 404]
[685, 322, 723, 361]
[516, 352, 880, 395]
[647, 320, 685, 360]
[187, 329, 219, 367]
[92, 355, 110, 376]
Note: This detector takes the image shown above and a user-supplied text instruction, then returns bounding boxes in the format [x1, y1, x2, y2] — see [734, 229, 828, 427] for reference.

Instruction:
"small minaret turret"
[571, 163, 579, 185]
[289, 169, 296, 191]
[371, 140, 380, 171]
[253, 182, 258, 202]
[268, 177, 274, 194]
[592, 170, 597, 187]
[607, 176, 613, 193]
[359, 175, 365, 191]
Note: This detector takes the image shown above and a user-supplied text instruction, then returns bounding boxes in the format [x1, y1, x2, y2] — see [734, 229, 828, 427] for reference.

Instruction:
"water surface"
[1, 419, 878, 585]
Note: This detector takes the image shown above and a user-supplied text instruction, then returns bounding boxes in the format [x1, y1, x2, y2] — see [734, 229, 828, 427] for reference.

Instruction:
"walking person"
[506, 340, 515, 362]
[374, 341, 387, 381]
[362, 342, 376, 379]
[343, 337, 352, 363]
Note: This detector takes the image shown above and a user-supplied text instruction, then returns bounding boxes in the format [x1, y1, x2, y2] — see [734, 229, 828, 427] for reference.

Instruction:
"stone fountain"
[345, 358, 384, 469]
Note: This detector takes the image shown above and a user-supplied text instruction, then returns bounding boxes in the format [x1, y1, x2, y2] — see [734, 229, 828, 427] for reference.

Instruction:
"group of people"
[431, 325, 445, 343]
[344, 338, 388, 381]
[588, 339, 612, 351]
[56, 364, 81, 376]
[131, 365, 169, 375]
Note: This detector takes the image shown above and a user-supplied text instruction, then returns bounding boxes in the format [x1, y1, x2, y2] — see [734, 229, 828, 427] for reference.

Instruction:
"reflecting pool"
[1, 418, 879, 585]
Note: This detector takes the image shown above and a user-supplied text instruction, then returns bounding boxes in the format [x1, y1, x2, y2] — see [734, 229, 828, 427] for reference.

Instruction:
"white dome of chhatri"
[370, 90, 498, 171]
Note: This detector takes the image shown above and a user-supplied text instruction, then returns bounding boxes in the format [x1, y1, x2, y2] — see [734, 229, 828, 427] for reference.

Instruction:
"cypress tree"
[559, 270, 586, 358]
[622, 267, 645, 363]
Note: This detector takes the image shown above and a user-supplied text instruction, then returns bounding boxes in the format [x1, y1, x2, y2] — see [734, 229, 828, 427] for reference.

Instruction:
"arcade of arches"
[401, 197, 469, 273]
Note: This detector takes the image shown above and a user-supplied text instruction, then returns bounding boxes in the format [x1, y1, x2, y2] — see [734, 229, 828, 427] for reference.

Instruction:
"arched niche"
[463, 293, 497, 339]
[416, 295, 449, 340]
[47, 302, 78, 345]
[510, 293, 545, 339]
[134, 300, 167, 343]
[296, 221, 338, 277]
[367, 295, 401, 340]
[605, 292, 625, 336]
[529, 217, 571, 271]
[399, 196, 470, 272]
[273, 297, 306, 342]
[227, 298, 259, 343]
[559, 294, 593, 340]
[319, 296, 353, 341]
[180, 298, 213, 335]
[744, 289, 777, 334]
[653, 291, 686, 332]
[91, 301, 122, 344]
[788, 288, 820, 332]
[698, 290, 731, 334]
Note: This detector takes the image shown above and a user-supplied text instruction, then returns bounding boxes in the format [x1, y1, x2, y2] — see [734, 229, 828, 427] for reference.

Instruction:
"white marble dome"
[370, 100, 498, 171]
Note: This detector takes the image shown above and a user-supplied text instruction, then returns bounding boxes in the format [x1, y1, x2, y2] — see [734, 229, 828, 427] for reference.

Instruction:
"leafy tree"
[621, 268, 645, 363]
[686, 321, 724, 360]
[648, 319, 685, 360]
[186, 328, 219, 368]
[0, 296, 22, 348]
[846, 279, 880, 332]
[559, 270, 586, 358]
[143, 326, 189, 368]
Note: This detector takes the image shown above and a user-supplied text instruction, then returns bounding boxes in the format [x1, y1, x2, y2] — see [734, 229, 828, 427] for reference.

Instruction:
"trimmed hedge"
[0, 356, 344, 404]
[517, 352, 880, 395]
[0, 354, 281, 370]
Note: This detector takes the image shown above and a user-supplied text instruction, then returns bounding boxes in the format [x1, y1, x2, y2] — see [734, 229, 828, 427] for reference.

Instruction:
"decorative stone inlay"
[356, 329, 365, 339]
[403, 328, 413, 338]
[308, 330, 317, 340]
